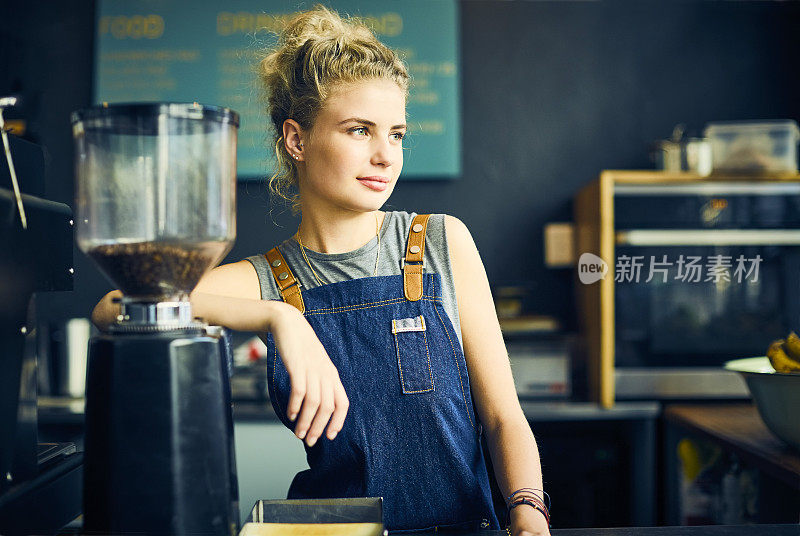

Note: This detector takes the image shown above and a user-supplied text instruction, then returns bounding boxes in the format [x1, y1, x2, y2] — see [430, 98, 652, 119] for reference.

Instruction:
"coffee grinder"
[71, 103, 239, 535]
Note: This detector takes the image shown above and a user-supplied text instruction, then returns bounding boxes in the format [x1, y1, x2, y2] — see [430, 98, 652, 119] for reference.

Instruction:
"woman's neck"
[296, 208, 384, 254]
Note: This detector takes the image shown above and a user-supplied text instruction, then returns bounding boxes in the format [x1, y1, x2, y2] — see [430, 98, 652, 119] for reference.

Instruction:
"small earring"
[293, 154, 300, 160]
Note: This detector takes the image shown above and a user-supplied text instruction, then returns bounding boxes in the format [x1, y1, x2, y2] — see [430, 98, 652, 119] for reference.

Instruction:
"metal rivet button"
[278, 272, 289, 281]
[412, 223, 423, 233]
[271, 259, 282, 268]
[410, 245, 420, 254]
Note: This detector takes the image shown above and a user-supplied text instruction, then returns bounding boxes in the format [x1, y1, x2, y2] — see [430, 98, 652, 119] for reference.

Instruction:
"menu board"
[95, 0, 460, 179]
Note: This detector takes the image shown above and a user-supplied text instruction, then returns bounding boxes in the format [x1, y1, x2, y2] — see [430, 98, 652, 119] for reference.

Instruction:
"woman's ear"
[282, 119, 305, 162]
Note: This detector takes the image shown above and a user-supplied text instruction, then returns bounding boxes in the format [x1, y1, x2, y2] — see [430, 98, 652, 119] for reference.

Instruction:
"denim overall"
[263, 215, 500, 532]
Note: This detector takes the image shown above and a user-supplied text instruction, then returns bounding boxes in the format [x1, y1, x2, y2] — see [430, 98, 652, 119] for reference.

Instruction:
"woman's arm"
[90, 260, 349, 447]
[446, 215, 550, 536]
[91, 260, 263, 330]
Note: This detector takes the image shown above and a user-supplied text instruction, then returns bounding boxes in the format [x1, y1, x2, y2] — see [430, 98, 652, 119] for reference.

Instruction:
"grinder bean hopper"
[72, 103, 239, 535]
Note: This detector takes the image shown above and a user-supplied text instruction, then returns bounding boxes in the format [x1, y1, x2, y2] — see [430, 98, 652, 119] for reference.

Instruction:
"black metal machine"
[0, 130, 81, 535]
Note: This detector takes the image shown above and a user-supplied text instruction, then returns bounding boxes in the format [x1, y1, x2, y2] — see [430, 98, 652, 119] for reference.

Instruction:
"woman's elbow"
[91, 290, 123, 330]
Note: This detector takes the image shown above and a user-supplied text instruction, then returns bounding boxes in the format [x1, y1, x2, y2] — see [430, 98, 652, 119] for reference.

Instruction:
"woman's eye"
[391, 132, 405, 141]
[351, 127, 368, 136]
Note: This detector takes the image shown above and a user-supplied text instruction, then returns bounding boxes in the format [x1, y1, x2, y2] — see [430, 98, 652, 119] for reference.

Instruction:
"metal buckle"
[400, 259, 425, 269]
[280, 279, 302, 291]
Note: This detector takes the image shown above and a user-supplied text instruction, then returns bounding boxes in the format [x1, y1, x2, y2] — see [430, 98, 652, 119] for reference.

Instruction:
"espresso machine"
[71, 103, 239, 535]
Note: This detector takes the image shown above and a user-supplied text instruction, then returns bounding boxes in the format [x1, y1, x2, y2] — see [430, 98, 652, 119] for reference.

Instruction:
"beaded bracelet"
[506, 488, 551, 511]
[510, 494, 548, 514]
[505, 505, 551, 535]
[509, 498, 550, 524]
[505, 488, 552, 534]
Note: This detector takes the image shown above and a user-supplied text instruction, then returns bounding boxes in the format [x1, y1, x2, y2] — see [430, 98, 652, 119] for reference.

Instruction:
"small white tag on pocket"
[392, 315, 426, 333]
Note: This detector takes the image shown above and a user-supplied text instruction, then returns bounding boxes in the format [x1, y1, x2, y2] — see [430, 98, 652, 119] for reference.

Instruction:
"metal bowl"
[724, 357, 800, 451]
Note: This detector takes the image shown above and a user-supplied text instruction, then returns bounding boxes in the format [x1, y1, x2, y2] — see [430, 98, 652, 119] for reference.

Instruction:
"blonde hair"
[258, 5, 410, 210]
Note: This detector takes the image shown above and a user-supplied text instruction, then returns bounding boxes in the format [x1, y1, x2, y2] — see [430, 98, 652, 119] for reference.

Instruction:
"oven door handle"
[616, 229, 800, 246]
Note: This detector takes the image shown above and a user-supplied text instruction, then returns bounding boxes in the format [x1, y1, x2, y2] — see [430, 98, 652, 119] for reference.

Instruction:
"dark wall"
[3, 1, 800, 329]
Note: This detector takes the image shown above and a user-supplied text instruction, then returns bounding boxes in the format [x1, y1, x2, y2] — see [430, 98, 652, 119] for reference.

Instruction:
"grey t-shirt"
[245, 211, 463, 347]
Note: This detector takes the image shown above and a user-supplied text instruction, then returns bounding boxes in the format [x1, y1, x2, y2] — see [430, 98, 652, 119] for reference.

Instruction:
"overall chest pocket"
[392, 315, 435, 394]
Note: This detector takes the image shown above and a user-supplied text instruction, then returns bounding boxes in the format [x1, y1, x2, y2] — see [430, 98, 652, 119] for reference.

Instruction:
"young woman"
[94, 7, 550, 535]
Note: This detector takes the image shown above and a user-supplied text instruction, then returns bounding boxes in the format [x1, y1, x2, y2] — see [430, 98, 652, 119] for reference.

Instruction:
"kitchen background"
[4, 1, 800, 529]
[4, 0, 800, 330]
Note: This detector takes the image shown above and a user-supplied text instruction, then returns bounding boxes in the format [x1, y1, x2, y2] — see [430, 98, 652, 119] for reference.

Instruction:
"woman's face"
[298, 78, 406, 215]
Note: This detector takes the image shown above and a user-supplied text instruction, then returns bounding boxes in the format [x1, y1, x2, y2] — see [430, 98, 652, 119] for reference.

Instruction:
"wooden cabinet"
[663, 404, 800, 524]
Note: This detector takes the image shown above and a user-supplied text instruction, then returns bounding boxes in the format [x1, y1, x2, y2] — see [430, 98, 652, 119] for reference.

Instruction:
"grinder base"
[83, 331, 238, 535]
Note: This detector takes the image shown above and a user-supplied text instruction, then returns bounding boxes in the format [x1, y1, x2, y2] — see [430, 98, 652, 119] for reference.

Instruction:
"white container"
[704, 120, 800, 174]
[655, 138, 712, 176]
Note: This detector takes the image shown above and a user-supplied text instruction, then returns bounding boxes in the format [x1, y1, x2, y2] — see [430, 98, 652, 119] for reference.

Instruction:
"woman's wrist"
[510, 500, 549, 522]
[260, 299, 282, 332]
[509, 503, 550, 535]
[506, 487, 550, 534]
[261, 299, 296, 333]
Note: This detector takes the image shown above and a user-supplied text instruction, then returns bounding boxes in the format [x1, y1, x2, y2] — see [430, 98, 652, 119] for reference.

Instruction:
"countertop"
[38, 397, 660, 424]
[59, 524, 800, 535]
[236, 399, 660, 423]
[544, 528, 800, 536]
[527, 528, 796, 536]
[664, 404, 800, 490]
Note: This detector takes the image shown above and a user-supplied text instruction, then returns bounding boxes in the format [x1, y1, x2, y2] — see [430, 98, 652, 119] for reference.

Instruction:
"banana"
[783, 332, 800, 362]
[767, 339, 800, 373]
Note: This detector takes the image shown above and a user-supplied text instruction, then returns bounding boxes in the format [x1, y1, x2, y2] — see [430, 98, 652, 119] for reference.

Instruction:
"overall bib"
[262, 214, 500, 532]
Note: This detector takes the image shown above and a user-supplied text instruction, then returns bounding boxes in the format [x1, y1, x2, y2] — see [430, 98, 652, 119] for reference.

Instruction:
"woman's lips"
[357, 176, 390, 192]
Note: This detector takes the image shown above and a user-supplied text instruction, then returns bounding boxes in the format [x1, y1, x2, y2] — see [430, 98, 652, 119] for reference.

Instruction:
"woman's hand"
[508, 504, 551, 536]
[266, 301, 349, 447]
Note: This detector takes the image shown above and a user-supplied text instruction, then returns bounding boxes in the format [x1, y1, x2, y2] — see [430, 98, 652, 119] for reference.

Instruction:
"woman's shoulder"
[384, 210, 466, 253]
[392, 211, 471, 240]
[243, 251, 283, 301]
[196, 259, 263, 300]
[385, 210, 451, 233]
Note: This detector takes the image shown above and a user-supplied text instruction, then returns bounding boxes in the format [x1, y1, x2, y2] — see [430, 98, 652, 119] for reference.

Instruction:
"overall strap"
[403, 214, 431, 301]
[264, 247, 305, 313]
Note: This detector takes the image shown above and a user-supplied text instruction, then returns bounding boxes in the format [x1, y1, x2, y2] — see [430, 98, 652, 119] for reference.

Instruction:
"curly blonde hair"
[258, 5, 410, 211]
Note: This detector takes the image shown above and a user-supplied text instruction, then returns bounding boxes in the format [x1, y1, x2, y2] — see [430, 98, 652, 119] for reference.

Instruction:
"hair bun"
[283, 5, 356, 43]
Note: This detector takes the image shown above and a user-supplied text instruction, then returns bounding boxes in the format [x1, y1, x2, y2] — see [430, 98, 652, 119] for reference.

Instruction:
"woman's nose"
[370, 138, 394, 167]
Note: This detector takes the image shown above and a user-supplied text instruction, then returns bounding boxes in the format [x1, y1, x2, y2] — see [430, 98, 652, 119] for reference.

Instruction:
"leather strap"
[265, 247, 305, 313]
[403, 214, 431, 301]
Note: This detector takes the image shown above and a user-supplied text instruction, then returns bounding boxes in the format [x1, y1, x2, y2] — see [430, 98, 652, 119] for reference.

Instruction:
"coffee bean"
[89, 242, 217, 299]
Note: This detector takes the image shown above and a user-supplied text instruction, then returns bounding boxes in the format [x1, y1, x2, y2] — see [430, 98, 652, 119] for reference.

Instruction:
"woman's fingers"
[326, 380, 349, 440]
[286, 370, 306, 422]
[293, 376, 320, 441]
[288, 364, 348, 446]
[304, 380, 336, 446]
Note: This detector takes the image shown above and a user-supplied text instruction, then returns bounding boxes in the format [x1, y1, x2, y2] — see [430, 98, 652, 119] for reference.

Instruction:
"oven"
[574, 172, 800, 407]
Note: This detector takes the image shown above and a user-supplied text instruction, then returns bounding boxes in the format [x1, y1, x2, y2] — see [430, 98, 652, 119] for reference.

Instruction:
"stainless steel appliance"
[72, 103, 239, 535]
[575, 171, 800, 407]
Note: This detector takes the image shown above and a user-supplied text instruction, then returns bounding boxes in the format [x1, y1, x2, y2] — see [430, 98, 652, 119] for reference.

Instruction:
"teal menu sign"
[95, 0, 460, 180]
